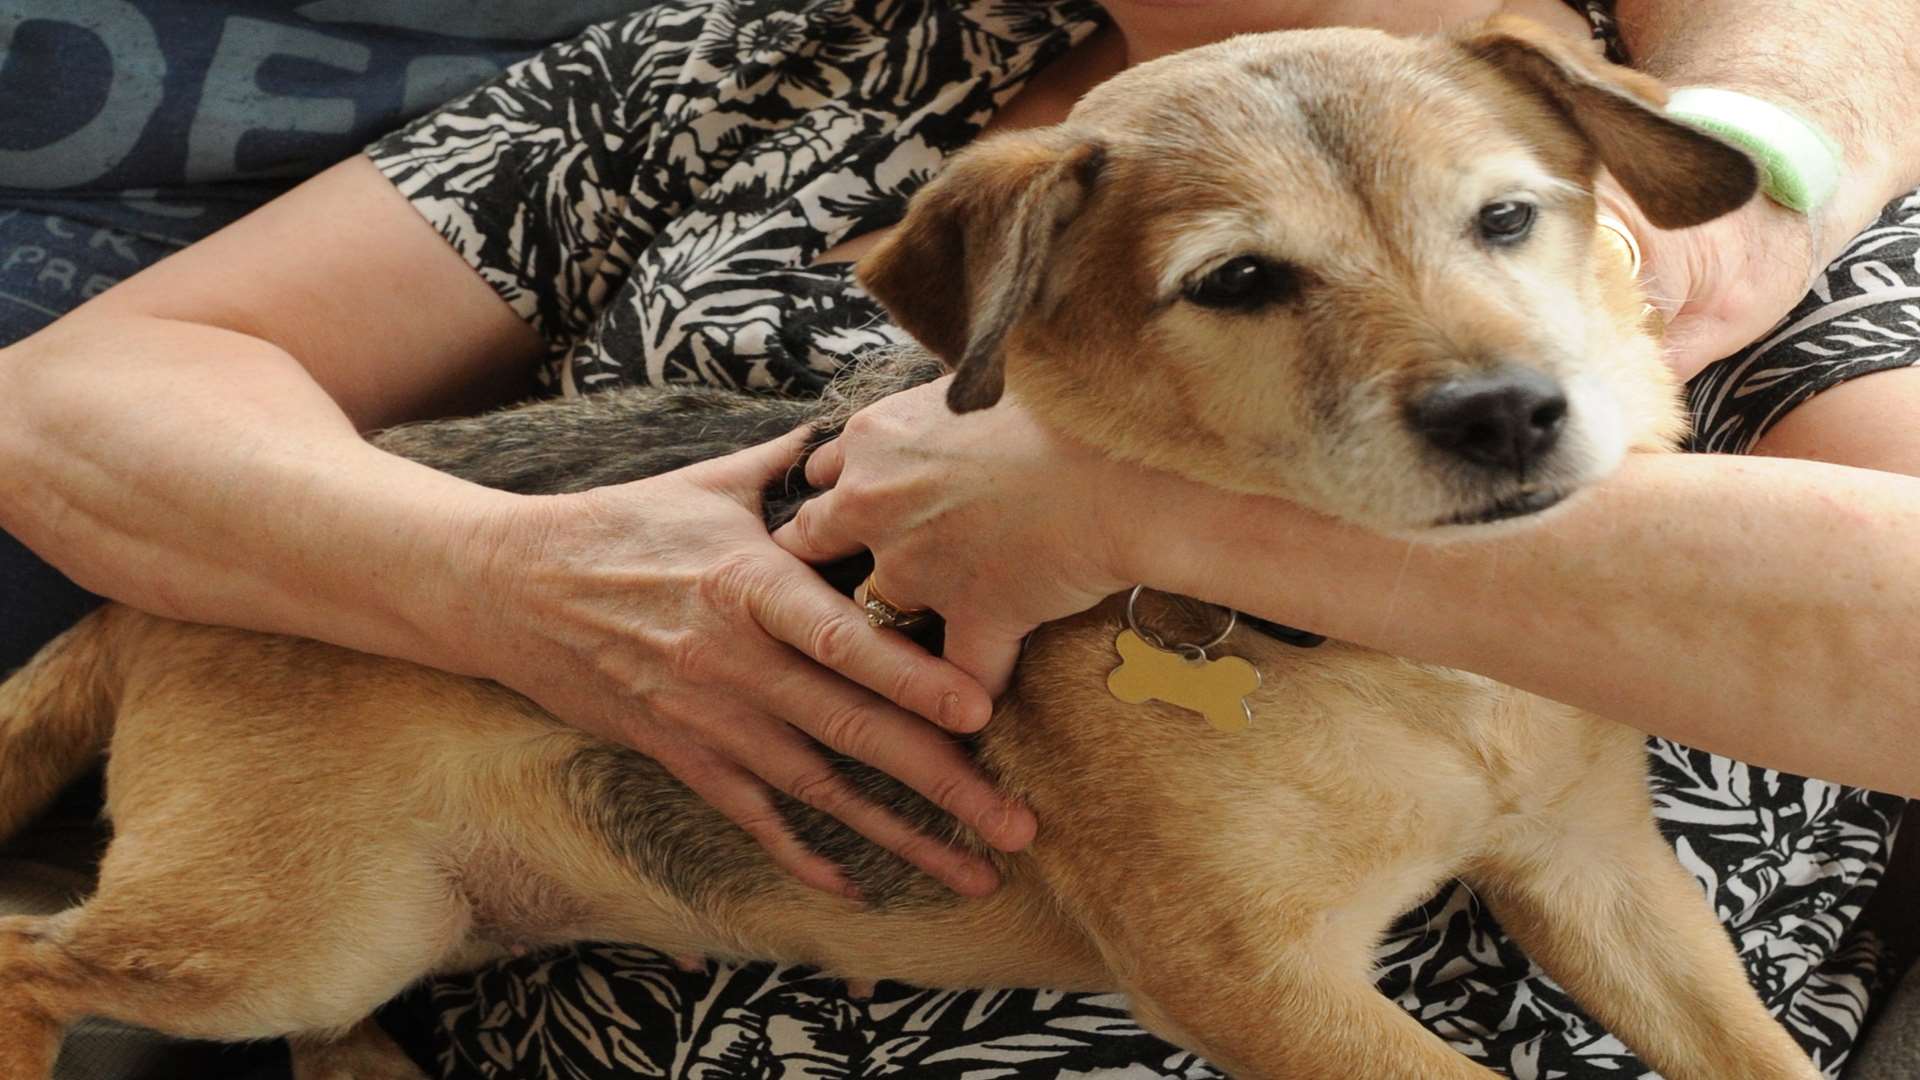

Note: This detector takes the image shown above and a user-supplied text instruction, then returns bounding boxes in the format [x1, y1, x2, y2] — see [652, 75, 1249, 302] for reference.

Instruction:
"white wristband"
[1664, 86, 1842, 215]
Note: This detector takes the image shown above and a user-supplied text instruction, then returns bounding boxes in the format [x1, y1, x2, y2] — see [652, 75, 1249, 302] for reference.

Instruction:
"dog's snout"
[1409, 368, 1568, 473]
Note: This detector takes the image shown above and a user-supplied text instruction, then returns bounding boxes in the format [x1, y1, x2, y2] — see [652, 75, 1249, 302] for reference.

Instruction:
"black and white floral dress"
[367, 2, 1916, 1076]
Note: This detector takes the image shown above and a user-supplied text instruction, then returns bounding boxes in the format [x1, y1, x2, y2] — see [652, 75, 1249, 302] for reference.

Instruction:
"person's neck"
[1103, 1, 1324, 65]
[1102, 1, 1502, 65]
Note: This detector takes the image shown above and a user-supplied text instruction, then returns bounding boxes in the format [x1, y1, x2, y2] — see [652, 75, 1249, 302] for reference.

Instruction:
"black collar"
[1243, 614, 1326, 649]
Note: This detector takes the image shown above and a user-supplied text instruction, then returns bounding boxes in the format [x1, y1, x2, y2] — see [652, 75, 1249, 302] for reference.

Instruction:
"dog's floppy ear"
[1460, 16, 1758, 229]
[857, 131, 1106, 413]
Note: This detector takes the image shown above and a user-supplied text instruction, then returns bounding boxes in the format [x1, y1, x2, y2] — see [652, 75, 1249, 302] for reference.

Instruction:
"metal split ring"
[1124, 585, 1237, 658]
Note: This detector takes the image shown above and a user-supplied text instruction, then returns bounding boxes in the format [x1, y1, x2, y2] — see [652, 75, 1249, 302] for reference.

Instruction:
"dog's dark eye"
[1477, 200, 1537, 244]
[1185, 255, 1300, 312]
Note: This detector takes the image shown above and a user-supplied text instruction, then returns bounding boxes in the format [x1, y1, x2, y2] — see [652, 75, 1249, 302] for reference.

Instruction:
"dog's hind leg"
[1470, 731, 1821, 1080]
[0, 829, 471, 1078]
[0, 917, 65, 1078]
[0, 611, 118, 842]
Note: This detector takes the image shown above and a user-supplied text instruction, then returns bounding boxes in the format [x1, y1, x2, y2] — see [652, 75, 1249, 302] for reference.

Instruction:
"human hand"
[1598, 175, 1819, 381]
[456, 426, 1032, 898]
[774, 379, 1139, 697]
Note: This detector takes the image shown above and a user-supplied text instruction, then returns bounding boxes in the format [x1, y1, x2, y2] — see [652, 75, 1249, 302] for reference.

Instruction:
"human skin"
[785, 383, 1920, 798]
[0, 156, 1020, 899]
[781, 0, 1920, 798]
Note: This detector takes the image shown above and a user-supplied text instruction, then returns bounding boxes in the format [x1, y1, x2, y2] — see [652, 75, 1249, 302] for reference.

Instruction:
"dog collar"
[1664, 87, 1841, 215]
[1244, 614, 1326, 649]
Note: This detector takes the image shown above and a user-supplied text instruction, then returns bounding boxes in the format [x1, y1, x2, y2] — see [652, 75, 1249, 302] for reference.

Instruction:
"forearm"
[0, 315, 518, 674]
[1129, 453, 1920, 797]
[1618, 0, 1920, 244]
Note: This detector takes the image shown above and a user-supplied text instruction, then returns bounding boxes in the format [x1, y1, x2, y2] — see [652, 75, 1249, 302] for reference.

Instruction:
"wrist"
[1614, 0, 1918, 241]
[390, 479, 550, 679]
[1093, 456, 1185, 589]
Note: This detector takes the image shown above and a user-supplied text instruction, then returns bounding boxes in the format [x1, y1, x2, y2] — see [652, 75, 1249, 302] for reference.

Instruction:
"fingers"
[656, 669, 1028, 895]
[665, 743, 860, 900]
[756, 658, 1032, 851]
[714, 716, 1015, 896]
[696, 424, 816, 502]
[804, 435, 845, 488]
[935, 616, 1028, 700]
[771, 487, 868, 563]
[753, 550, 993, 732]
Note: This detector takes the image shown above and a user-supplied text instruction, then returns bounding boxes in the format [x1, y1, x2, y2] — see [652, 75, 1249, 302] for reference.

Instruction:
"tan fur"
[0, 21, 1810, 1080]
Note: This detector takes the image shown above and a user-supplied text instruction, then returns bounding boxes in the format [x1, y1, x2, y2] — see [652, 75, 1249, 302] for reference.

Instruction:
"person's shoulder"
[611, 0, 1103, 113]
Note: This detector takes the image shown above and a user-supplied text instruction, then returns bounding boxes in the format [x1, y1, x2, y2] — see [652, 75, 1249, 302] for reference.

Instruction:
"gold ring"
[1594, 211, 1643, 278]
[855, 574, 931, 630]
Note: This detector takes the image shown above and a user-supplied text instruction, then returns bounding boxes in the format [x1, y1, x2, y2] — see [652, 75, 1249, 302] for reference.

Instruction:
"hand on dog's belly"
[778, 378, 1144, 696]
[450, 424, 1033, 898]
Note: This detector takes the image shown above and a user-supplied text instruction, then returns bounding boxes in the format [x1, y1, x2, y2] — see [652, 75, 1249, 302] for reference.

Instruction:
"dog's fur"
[0, 20, 1822, 1080]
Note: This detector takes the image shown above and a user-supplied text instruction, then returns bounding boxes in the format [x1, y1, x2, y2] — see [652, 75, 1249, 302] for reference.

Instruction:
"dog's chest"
[991, 618, 1603, 864]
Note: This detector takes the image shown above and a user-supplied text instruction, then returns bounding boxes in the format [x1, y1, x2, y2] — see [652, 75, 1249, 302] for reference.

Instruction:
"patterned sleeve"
[365, 3, 706, 347]
[1685, 186, 1920, 453]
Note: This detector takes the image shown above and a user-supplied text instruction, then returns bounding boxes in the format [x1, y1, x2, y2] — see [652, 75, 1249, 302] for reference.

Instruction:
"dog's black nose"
[1409, 368, 1568, 473]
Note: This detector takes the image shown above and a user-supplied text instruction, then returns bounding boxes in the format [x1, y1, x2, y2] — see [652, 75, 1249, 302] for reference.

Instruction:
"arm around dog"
[0, 157, 539, 667]
[782, 382, 1920, 800]
[0, 157, 1026, 897]
[1139, 451, 1920, 799]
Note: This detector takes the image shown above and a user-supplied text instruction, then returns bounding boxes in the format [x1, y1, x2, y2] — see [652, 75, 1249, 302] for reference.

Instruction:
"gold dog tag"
[1108, 629, 1261, 733]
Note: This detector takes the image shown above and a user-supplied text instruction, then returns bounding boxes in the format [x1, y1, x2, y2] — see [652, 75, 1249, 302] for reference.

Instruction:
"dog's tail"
[0, 610, 117, 843]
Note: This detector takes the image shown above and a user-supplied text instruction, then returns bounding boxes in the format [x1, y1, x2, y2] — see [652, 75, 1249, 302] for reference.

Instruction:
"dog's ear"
[1460, 16, 1758, 229]
[857, 132, 1106, 413]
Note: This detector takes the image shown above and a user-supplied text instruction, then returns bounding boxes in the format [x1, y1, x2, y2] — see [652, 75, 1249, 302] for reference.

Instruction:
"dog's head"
[857, 18, 1756, 533]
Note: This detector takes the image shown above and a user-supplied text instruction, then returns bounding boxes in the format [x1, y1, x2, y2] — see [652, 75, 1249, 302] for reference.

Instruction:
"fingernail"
[939, 691, 986, 733]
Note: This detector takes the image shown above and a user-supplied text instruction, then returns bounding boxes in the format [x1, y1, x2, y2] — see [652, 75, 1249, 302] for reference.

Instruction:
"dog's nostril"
[1409, 368, 1569, 473]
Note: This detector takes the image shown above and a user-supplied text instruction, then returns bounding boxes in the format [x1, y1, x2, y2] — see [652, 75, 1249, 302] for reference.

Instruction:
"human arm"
[1605, 0, 1920, 376]
[1134, 452, 1920, 797]
[0, 157, 1025, 895]
[778, 377, 1920, 798]
[0, 157, 540, 662]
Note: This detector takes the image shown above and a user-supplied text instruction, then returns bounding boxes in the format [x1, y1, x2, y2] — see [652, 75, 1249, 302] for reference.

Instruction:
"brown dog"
[0, 19, 1821, 1080]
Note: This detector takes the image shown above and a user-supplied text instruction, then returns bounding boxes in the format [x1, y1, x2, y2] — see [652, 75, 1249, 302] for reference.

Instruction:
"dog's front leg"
[1033, 861, 1502, 1079]
[1470, 738, 1821, 1080]
[1115, 947, 1505, 1080]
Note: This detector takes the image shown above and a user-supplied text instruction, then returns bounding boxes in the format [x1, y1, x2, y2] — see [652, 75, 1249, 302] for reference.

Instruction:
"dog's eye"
[1185, 255, 1300, 311]
[1477, 200, 1537, 244]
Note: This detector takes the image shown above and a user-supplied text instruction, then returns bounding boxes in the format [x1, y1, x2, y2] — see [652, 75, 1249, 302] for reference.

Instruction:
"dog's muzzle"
[1407, 367, 1569, 476]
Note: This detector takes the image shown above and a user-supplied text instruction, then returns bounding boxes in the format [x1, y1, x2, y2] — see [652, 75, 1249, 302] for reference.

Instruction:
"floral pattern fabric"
[371, 0, 1103, 397]
[367, 1, 1915, 1076]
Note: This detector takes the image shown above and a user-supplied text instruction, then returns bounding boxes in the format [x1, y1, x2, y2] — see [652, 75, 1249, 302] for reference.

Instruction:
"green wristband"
[1664, 87, 1842, 215]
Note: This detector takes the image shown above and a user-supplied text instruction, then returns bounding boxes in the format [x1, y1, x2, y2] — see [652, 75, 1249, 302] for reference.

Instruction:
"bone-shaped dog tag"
[1107, 629, 1261, 732]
